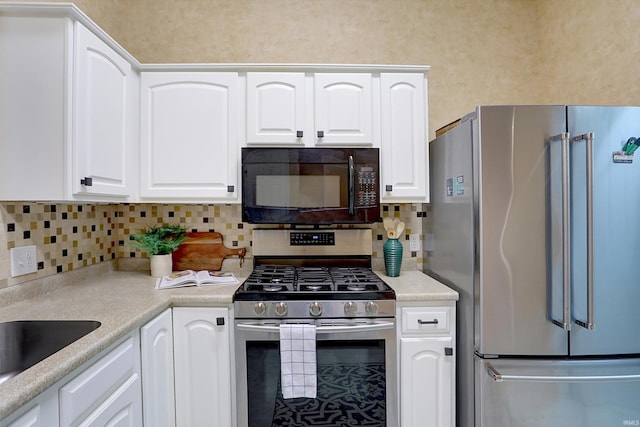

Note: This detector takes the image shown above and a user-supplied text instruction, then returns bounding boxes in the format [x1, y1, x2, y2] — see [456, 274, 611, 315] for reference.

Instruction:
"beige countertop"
[0, 263, 457, 420]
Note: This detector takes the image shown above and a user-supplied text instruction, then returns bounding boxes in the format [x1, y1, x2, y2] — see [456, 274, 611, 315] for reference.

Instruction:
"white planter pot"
[150, 254, 172, 277]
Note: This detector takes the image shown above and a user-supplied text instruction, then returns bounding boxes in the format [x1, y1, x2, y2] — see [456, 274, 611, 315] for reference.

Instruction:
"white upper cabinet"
[0, 2, 431, 203]
[140, 72, 240, 202]
[0, 13, 137, 201]
[245, 72, 378, 147]
[73, 24, 137, 199]
[314, 73, 375, 146]
[246, 73, 306, 145]
[380, 73, 429, 202]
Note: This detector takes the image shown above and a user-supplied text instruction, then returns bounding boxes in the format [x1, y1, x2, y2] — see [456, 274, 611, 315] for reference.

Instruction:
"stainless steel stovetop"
[233, 229, 395, 319]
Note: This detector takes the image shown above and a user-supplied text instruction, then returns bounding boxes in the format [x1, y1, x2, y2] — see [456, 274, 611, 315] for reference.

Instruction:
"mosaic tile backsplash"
[0, 202, 426, 289]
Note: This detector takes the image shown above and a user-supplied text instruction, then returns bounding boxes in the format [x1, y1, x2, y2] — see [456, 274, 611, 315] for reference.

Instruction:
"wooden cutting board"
[172, 232, 247, 271]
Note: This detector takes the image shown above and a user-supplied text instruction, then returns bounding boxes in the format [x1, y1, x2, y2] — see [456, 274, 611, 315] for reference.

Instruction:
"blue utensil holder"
[383, 238, 403, 277]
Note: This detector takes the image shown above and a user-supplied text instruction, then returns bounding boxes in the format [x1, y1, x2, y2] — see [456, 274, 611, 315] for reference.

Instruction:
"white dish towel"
[279, 323, 317, 399]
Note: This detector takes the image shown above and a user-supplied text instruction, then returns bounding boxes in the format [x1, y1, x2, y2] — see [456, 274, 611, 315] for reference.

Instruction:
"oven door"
[241, 147, 380, 225]
[235, 318, 397, 427]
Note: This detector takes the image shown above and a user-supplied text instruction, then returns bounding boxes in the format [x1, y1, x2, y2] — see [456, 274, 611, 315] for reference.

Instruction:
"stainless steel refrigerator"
[425, 105, 640, 427]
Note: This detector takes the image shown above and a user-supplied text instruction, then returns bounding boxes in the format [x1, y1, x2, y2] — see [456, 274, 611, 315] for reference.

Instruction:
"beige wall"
[538, 0, 640, 106]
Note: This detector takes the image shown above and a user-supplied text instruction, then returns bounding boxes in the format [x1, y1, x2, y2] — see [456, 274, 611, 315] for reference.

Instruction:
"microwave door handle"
[348, 155, 355, 215]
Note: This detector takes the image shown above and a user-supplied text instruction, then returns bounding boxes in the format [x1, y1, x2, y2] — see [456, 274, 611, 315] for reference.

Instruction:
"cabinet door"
[314, 73, 375, 146]
[73, 376, 141, 427]
[380, 73, 428, 202]
[173, 308, 232, 427]
[141, 309, 175, 427]
[246, 72, 306, 145]
[140, 72, 239, 201]
[73, 23, 136, 199]
[0, 16, 68, 201]
[59, 333, 142, 427]
[400, 337, 454, 427]
[0, 387, 58, 427]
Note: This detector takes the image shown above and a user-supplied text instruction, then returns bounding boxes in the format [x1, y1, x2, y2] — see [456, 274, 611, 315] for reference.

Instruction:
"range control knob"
[365, 301, 379, 315]
[254, 302, 266, 316]
[309, 301, 323, 317]
[344, 301, 358, 317]
[274, 302, 288, 317]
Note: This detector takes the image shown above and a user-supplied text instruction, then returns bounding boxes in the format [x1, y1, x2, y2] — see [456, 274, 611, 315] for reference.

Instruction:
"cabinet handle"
[418, 318, 438, 325]
[80, 177, 93, 186]
[216, 317, 225, 326]
[296, 130, 303, 138]
[385, 185, 393, 192]
[317, 130, 324, 138]
[227, 185, 235, 193]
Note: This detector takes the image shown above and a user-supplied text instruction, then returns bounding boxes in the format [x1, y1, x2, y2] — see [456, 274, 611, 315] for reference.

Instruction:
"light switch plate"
[409, 234, 420, 252]
[10, 245, 37, 277]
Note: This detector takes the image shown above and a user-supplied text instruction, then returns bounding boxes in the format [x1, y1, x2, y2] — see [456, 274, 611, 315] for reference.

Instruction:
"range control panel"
[290, 232, 335, 246]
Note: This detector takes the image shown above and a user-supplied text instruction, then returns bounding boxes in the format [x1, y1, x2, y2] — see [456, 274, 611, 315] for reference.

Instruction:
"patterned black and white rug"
[272, 363, 386, 427]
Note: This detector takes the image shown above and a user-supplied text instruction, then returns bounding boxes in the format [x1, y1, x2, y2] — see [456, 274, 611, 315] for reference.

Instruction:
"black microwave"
[242, 148, 380, 225]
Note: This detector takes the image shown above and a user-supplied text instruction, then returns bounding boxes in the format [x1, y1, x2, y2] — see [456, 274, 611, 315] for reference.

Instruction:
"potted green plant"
[131, 223, 187, 277]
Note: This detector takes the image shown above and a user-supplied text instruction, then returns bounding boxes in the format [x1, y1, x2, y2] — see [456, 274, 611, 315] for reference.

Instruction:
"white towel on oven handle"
[279, 323, 317, 399]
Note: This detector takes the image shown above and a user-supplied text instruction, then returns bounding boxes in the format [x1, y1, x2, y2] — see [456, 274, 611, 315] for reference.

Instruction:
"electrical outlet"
[10, 245, 37, 277]
[409, 234, 420, 252]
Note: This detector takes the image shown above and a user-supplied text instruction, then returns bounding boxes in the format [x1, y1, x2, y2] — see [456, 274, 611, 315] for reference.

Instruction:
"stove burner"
[263, 284, 283, 292]
[346, 284, 366, 291]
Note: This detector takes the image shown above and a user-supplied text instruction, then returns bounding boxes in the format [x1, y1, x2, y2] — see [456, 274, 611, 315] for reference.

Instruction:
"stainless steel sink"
[0, 320, 101, 385]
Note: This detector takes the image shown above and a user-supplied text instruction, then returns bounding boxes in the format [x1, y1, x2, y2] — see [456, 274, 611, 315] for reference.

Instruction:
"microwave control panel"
[357, 166, 378, 207]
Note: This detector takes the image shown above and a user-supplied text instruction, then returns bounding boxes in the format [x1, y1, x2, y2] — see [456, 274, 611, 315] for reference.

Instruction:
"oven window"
[246, 340, 386, 427]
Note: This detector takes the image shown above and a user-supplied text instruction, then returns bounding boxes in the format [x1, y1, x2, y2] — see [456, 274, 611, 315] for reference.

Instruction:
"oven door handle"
[236, 321, 395, 334]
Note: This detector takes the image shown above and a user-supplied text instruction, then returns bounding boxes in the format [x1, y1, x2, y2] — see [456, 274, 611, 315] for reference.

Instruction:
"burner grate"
[241, 265, 389, 294]
[296, 267, 333, 291]
[244, 265, 296, 292]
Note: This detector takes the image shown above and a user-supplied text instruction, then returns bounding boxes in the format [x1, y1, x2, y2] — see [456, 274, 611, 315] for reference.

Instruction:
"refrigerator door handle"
[486, 362, 640, 383]
[571, 132, 596, 331]
[547, 132, 572, 330]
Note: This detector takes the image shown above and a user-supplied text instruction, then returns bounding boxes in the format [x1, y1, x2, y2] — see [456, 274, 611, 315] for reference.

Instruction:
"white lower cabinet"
[172, 307, 232, 427]
[58, 332, 142, 427]
[1, 387, 58, 427]
[398, 303, 456, 427]
[140, 308, 175, 427]
[1, 332, 142, 427]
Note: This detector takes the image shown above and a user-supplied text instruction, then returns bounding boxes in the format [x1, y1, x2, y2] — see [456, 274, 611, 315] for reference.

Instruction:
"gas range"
[233, 229, 395, 319]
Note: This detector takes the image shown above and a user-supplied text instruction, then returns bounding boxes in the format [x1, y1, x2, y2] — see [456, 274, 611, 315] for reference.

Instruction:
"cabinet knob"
[216, 317, 225, 326]
[80, 177, 93, 186]
[227, 185, 235, 193]
[317, 130, 324, 138]
[445, 347, 454, 356]
[296, 130, 304, 138]
[385, 185, 393, 192]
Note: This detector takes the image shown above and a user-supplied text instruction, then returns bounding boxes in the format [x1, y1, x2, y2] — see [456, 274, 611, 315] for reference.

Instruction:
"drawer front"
[401, 307, 451, 334]
[59, 335, 136, 426]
